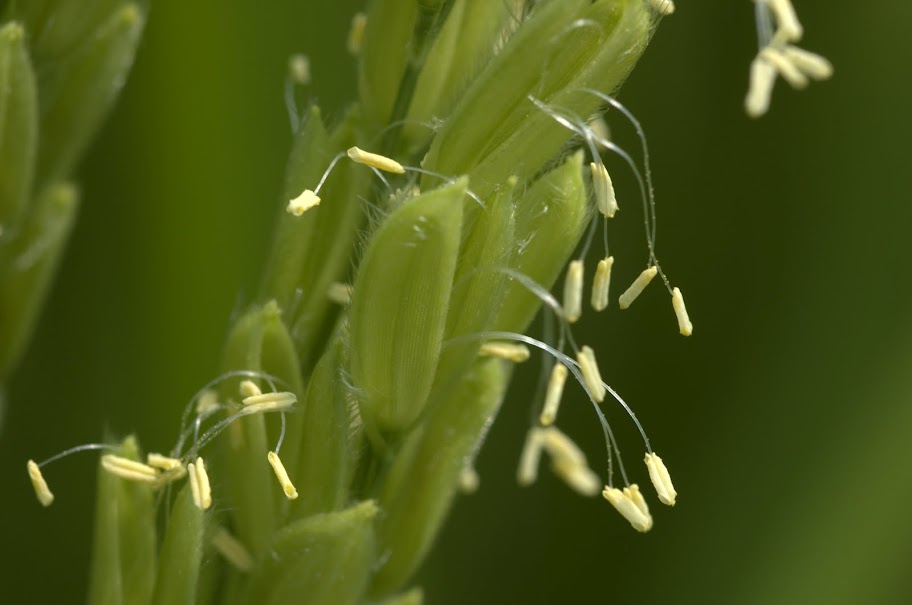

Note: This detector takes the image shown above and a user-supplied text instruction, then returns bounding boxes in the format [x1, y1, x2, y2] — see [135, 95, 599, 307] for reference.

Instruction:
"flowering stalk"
[22, 1, 832, 604]
[0, 0, 146, 406]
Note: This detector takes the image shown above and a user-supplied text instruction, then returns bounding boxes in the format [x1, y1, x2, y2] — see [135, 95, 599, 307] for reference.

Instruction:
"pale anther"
[782, 46, 833, 80]
[603, 485, 653, 532]
[517, 427, 545, 486]
[287, 189, 321, 216]
[591, 256, 614, 312]
[288, 53, 310, 85]
[590, 162, 618, 218]
[187, 461, 201, 509]
[764, 0, 803, 42]
[194, 456, 212, 510]
[618, 266, 657, 310]
[327, 282, 353, 305]
[267, 451, 299, 500]
[576, 346, 606, 403]
[551, 457, 601, 497]
[563, 260, 584, 323]
[541, 426, 587, 467]
[459, 466, 480, 494]
[347, 146, 405, 174]
[645, 452, 677, 506]
[101, 454, 160, 484]
[760, 47, 808, 89]
[649, 0, 675, 17]
[539, 363, 568, 426]
[745, 56, 777, 118]
[242, 391, 297, 408]
[27, 460, 54, 507]
[479, 342, 531, 363]
[347, 12, 367, 56]
[671, 287, 693, 336]
[147, 453, 183, 471]
[196, 389, 219, 414]
[211, 527, 254, 572]
[239, 379, 262, 399]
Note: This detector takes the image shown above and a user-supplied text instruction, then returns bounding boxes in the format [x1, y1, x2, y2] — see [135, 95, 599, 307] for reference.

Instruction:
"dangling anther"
[618, 266, 657, 310]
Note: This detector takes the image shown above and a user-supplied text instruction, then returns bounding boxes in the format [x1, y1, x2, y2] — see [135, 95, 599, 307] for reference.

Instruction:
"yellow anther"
[591, 256, 614, 312]
[147, 453, 183, 471]
[590, 162, 617, 218]
[479, 342, 531, 363]
[327, 282, 353, 305]
[618, 266, 657, 310]
[347, 12, 368, 55]
[649, 0, 675, 16]
[211, 527, 254, 572]
[27, 460, 54, 507]
[563, 260, 584, 323]
[287, 189, 321, 216]
[603, 485, 653, 532]
[239, 379, 262, 399]
[101, 454, 160, 484]
[765, 0, 803, 42]
[267, 451, 299, 500]
[517, 427, 545, 486]
[760, 47, 808, 89]
[346, 146, 405, 174]
[541, 426, 587, 467]
[626, 483, 650, 519]
[288, 53, 311, 85]
[539, 363, 568, 426]
[671, 287, 693, 336]
[196, 389, 219, 414]
[645, 452, 677, 506]
[459, 466, 480, 494]
[188, 456, 212, 510]
[746, 56, 778, 118]
[241, 391, 297, 409]
[782, 45, 833, 80]
[551, 457, 601, 497]
[576, 346, 606, 403]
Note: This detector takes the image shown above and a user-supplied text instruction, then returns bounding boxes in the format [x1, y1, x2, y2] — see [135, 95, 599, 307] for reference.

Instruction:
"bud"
[35, 4, 145, 188]
[350, 178, 466, 434]
[373, 357, 510, 595]
[0, 183, 78, 380]
[0, 22, 37, 235]
[245, 501, 378, 604]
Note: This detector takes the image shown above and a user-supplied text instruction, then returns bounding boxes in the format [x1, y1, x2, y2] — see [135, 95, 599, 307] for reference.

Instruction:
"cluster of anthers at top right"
[746, 0, 833, 118]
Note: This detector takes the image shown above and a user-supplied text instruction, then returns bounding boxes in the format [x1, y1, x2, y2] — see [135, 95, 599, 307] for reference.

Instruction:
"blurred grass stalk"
[0, 0, 146, 414]
[14, 1, 675, 604]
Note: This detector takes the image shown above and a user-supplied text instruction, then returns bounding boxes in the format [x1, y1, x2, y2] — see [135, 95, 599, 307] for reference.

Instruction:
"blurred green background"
[3, 1, 911, 603]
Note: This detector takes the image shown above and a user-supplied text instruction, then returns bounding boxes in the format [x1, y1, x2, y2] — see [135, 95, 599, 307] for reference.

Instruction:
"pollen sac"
[645, 452, 677, 506]
[577, 346, 607, 403]
[591, 256, 614, 312]
[517, 427, 546, 486]
[671, 287, 693, 336]
[346, 12, 367, 56]
[539, 363, 569, 426]
[267, 451, 299, 500]
[590, 162, 618, 218]
[479, 342, 531, 363]
[563, 260, 584, 323]
[346, 145, 405, 174]
[189, 456, 212, 510]
[286, 189, 321, 216]
[101, 454, 160, 484]
[746, 56, 778, 118]
[349, 179, 466, 434]
[288, 53, 311, 85]
[619, 265, 658, 310]
[26, 459, 54, 507]
[782, 45, 833, 80]
[603, 485, 653, 532]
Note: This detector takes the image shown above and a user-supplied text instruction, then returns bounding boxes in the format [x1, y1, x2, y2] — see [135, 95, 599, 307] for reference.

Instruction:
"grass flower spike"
[17, 0, 834, 602]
